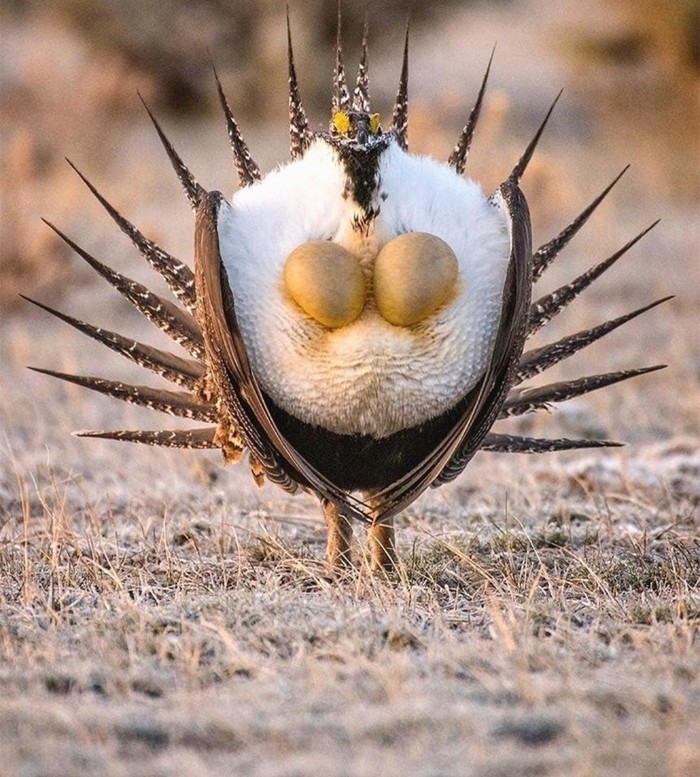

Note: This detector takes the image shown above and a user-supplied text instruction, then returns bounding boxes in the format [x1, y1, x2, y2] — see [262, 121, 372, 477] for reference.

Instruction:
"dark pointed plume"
[528, 220, 660, 336]
[286, 7, 310, 159]
[29, 368, 217, 422]
[138, 93, 204, 209]
[391, 21, 410, 150]
[448, 46, 494, 174]
[22, 295, 205, 390]
[533, 166, 629, 281]
[509, 90, 562, 184]
[76, 428, 218, 449]
[500, 365, 666, 418]
[515, 297, 672, 384]
[66, 160, 197, 313]
[352, 16, 370, 112]
[43, 220, 205, 359]
[481, 433, 622, 454]
[212, 63, 261, 188]
[333, 1, 351, 112]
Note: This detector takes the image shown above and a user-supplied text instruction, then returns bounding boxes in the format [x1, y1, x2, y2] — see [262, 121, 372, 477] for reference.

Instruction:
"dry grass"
[1, 1, 699, 775]
[1, 424, 698, 776]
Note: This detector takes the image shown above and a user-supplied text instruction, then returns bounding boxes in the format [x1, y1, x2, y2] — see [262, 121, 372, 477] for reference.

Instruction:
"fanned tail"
[491, 190, 665, 455]
[33, 41, 667, 502]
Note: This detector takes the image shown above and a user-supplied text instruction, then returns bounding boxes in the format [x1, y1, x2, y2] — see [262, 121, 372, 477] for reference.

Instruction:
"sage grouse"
[29, 15, 667, 570]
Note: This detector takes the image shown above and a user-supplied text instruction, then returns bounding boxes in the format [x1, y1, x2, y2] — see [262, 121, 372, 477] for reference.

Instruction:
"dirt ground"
[1, 2, 699, 776]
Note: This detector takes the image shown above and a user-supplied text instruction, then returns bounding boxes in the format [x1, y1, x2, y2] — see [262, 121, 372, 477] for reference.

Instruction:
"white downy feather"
[217, 136, 510, 438]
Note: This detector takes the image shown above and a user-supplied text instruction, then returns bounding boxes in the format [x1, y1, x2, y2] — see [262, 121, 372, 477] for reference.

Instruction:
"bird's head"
[328, 109, 384, 150]
[314, 19, 393, 183]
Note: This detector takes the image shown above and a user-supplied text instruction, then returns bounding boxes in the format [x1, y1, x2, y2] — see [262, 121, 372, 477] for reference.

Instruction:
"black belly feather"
[265, 391, 473, 492]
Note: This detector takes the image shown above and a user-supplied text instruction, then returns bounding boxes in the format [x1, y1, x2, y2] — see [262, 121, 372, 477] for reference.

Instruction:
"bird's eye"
[332, 111, 350, 135]
[370, 113, 381, 134]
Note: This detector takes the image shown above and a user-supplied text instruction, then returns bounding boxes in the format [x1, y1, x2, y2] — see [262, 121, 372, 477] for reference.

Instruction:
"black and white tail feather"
[29, 16, 667, 528]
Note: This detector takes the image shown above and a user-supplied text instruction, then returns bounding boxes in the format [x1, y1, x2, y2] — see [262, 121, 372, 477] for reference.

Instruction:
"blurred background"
[1, 0, 698, 308]
[1, 0, 698, 500]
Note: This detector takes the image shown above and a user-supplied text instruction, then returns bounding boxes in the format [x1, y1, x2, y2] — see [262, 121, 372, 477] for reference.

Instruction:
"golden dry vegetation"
[1, 1, 699, 775]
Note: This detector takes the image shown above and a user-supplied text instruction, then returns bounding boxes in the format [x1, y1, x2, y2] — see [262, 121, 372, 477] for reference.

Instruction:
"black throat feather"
[331, 139, 388, 223]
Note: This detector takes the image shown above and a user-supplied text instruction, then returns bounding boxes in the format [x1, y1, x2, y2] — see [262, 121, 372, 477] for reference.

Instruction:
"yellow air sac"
[374, 232, 459, 326]
[284, 240, 366, 329]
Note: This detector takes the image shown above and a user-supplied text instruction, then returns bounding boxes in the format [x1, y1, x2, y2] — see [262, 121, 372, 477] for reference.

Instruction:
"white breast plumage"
[218, 139, 510, 438]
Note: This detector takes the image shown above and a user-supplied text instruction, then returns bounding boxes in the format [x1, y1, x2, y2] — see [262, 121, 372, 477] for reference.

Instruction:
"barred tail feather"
[138, 93, 204, 208]
[515, 297, 672, 384]
[22, 295, 204, 390]
[390, 22, 410, 150]
[532, 166, 629, 281]
[508, 90, 562, 184]
[66, 160, 197, 312]
[500, 365, 665, 418]
[332, 1, 350, 112]
[212, 64, 261, 188]
[76, 427, 218, 449]
[528, 220, 660, 336]
[448, 46, 494, 175]
[352, 17, 371, 112]
[286, 9, 310, 159]
[29, 368, 216, 422]
[43, 220, 205, 360]
[481, 433, 623, 454]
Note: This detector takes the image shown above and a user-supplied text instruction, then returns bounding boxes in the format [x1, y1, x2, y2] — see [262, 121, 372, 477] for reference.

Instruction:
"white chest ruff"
[217, 140, 510, 438]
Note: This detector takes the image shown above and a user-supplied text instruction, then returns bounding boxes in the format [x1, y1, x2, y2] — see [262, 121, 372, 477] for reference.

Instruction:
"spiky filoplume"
[31, 16, 667, 571]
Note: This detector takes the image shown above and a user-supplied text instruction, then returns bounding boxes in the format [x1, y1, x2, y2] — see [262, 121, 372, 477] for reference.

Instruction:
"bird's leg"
[368, 510, 397, 572]
[322, 499, 353, 569]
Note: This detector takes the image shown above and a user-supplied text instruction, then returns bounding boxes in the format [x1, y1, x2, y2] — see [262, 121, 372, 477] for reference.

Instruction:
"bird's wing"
[195, 180, 530, 525]
[369, 178, 533, 515]
[195, 190, 372, 523]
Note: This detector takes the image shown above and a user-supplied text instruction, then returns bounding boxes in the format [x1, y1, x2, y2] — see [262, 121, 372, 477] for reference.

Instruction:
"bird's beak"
[354, 115, 370, 146]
